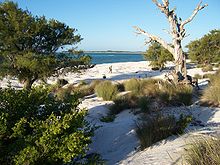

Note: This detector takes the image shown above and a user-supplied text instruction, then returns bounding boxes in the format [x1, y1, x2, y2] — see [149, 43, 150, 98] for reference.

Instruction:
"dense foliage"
[143, 42, 173, 70]
[0, 1, 91, 89]
[0, 87, 93, 164]
[187, 29, 220, 64]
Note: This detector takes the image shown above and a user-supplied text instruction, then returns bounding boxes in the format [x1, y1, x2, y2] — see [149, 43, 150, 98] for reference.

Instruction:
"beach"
[1, 60, 219, 164]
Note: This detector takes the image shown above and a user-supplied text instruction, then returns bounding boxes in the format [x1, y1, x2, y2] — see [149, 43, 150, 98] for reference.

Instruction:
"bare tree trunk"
[134, 0, 207, 81]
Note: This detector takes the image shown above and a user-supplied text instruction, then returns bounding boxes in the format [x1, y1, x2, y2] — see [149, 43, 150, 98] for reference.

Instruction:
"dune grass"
[201, 71, 220, 106]
[95, 81, 118, 101]
[184, 136, 220, 165]
[136, 114, 192, 150]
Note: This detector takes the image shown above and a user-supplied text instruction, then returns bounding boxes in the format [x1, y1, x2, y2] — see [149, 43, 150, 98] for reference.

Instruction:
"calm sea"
[88, 53, 144, 64]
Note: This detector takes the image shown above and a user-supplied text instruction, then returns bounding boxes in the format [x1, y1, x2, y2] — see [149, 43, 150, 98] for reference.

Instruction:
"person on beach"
[109, 65, 112, 73]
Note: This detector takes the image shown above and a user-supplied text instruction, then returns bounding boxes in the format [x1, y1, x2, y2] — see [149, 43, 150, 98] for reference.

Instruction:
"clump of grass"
[138, 96, 150, 113]
[90, 80, 102, 90]
[109, 93, 139, 115]
[142, 79, 159, 97]
[157, 82, 193, 106]
[124, 78, 159, 96]
[95, 81, 118, 101]
[54, 87, 72, 101]
[184, 136, 220, 165]
[100, 114, 115, 123]
[136, 114, 192, 150]
[203, 73, 214, 79]
[202, 65, 213, 72]
[124, 78, 141, 94]
[194, 74, 203, 79]
[57, 78, 68, 87]
[201, 71, 220, 106]
[214, 63, 220, 68]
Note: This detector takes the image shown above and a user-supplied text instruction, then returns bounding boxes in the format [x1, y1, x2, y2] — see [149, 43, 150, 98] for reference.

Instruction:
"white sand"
[0, 61, 219, 164]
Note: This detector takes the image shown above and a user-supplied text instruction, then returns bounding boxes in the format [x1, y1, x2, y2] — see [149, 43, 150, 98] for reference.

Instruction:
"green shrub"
[202, 73, 214, 79]
[90, 80, 102, 91]
[100, 115, 115, 123]
[57, 78, 69, 87]
[158, 82, 193, 106]
[202, 65, 213, 72]
[142, 79, 159, 97]
[193, 74, 203, 79]
[138, 96, 150, 113]
[0, 87, 93, 164]
[202, 72, 220, 106]
[109, 93, 139, 115]
[95, 81, 118, 101]
[136, 114, 192, 150]
[214, 63, 220, 68]
[184, 136, 220, 165]
[124, 78, 141, 94]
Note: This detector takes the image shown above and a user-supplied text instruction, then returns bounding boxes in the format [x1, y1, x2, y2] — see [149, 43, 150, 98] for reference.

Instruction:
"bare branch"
[180, 0, 208, 29]
[133, 26, 174, 55]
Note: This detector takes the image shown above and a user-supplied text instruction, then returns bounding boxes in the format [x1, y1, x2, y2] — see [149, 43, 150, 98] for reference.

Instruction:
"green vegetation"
[187, 29, 220, 64]
[202, 65, 213, 72]
[124, 78, 142, 94]
[157, 82, 193, 106]
[136, 114, 192, 150]
[201, 71, 220, 106]
[100, 115, 116, 123]
[143, 42, 173, 70]
[0, 87, 93, 164]
[193, 74, 203, 79]
[0, 1, 91, 90]
[109, 93, 139, 115]
[184, 136, 220, 165]
[95, 81, 118, 101]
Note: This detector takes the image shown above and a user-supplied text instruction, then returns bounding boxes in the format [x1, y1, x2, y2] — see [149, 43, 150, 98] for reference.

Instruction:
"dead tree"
[134, 0, 207, 80]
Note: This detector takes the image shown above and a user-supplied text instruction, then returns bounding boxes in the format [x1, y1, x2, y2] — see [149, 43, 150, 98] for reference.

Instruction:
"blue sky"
[5, 0, 220, 51]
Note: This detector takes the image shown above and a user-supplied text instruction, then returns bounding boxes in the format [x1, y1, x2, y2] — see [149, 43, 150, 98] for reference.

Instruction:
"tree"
[187, 29, 220, 64]
[144, 42, 173, 70]
[0, 87, 93, 164]
[134, 0, 207, 80]
[0, 1, 91, 89]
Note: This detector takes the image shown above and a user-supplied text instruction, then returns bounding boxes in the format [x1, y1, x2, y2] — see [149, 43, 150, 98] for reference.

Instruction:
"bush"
[138, 96, 150, 113]
[124, 78, 141, 94]
[0, 87, 93, 164]
[184, 136, 220, 165]
[193, 74, 203, 79]
[136, 114, 192, 150]
[201, 71, 220, 106]
[95, 81, 118, 101]
[57, 78, 69, 87]
[100, 115, 115, 123]
[158, 82, 193, 106]
[202, 65, 213, 72]
[109, 93, 139, 115]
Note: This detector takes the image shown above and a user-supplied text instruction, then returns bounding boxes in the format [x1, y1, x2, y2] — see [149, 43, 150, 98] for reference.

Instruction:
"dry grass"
[184, 136, 220, 165]
[201, 71, 220, 106]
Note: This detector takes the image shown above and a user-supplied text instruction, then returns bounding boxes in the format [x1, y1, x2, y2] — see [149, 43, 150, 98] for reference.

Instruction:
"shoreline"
[0, 60, 216, 88]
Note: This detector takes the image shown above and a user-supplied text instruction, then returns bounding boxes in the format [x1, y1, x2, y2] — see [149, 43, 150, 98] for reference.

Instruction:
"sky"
[3, 0, 220, 51]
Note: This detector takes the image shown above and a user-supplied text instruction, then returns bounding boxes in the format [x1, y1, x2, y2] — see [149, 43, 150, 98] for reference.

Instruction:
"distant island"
[85, 50, 145, 54]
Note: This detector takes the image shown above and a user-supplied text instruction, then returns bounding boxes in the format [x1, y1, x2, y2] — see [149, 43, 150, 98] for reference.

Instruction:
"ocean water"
[88, 53, 144, 64]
